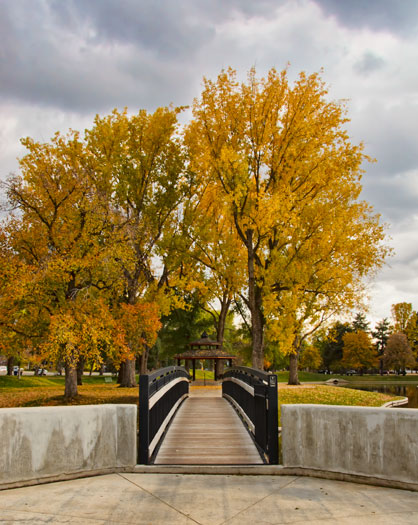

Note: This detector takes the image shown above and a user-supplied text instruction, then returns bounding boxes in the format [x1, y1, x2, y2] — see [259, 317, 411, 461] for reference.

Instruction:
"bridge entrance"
[138, 366, 278, 466]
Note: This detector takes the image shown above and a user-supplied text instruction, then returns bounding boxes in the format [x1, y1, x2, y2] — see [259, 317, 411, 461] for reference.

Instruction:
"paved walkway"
[0, 473, 418, 524]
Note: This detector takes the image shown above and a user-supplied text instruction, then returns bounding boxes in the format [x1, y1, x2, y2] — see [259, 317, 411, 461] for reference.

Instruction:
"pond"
[341, 383, 418, 408]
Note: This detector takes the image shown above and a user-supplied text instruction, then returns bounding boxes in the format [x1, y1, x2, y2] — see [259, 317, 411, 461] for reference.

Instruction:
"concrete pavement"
[0, 473, 418, 524]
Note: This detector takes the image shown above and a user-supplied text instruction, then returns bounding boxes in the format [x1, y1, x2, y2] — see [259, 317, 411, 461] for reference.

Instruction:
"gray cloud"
[313, 0, 418, 34]
[0, 0, 284, 112]
[354, 51, 386, 74]
[1, 0, 418, 322]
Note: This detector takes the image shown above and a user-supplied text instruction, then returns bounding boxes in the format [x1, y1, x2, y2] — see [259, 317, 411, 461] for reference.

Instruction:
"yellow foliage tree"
[299, 344, 322, 371]
[3, 130, 125, 397]
[341, 331, 377, 372]
[186, 67, 389, 382]
[86, 107, 187, 384]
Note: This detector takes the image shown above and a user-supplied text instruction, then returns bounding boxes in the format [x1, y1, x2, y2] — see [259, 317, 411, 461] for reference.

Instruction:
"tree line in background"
[303, 305, 418, 377]
[0, 68, 390, 397]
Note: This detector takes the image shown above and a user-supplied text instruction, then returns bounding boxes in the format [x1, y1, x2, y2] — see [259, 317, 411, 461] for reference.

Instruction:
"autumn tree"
[86, 107, 186, 385]
[391, 302, 414, 333]
[178, 180, 246, 350]
[341, 330, 377, 373]
[390, 302, 418, 367]
[2, 131, 125, 397]
[186, 67, 388, 382]
[383, 333, 415, 374]
[299, 343, 322, 371]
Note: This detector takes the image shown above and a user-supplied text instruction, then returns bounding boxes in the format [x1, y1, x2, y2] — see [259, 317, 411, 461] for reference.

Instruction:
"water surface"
[341, 383, 418, 408]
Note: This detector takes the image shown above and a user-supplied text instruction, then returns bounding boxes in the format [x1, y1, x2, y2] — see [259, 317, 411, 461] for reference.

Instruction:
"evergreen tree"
[372, 318, 391, 375]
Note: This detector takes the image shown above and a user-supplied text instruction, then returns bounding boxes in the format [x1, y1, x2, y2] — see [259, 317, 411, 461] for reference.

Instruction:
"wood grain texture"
[154, 387, 263, 465]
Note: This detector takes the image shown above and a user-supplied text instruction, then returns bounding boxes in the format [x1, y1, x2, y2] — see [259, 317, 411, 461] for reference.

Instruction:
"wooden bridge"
[139, 366, 278, 465]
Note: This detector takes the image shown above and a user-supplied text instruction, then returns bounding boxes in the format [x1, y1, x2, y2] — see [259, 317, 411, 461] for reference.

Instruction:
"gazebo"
[175, 332, 237, 381]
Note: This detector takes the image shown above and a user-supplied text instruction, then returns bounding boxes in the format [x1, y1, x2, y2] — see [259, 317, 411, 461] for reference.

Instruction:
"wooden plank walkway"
[154, 386, 263, 465]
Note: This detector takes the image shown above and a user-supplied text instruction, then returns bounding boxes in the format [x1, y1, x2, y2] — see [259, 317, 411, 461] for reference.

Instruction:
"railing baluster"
[139, 374, 150, 465]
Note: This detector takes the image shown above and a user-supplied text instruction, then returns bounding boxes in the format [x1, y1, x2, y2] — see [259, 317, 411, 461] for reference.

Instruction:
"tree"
[372, 318, 391, 375]
[390, 303, 418, 369]
[352, 312, 369, 332]
[341, 330, 377, 372]
[179, 181, 246, 345]
[316, 321, 353, 371]
[186, 67, 389, 382]
[391, 303, 414, 333]
[383, 333, 415, 374]
[299, 343, 322, 371]
[86, 107, 186, 384]
[2, 131, 124, 397]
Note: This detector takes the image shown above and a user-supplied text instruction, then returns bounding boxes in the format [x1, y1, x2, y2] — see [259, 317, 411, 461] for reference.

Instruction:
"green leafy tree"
[352, 312, 370, 332]
[372, 318, 391, 375]
[317, 322, 353, 371]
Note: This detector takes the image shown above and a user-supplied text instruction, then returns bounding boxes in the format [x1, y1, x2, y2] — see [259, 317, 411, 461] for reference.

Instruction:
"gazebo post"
[214, 359, 217, 381]
[192, 359, 196, 381]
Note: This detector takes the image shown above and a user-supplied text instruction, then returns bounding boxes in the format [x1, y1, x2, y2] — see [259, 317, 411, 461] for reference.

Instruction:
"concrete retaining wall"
[281, 404, 418, 485]
[0, 404, 137, 489]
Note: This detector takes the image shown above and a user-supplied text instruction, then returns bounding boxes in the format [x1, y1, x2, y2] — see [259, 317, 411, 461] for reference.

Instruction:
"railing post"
[254, 383, 267, 451]
[267, 374, 278, 464]
[139, 373, 150, 464]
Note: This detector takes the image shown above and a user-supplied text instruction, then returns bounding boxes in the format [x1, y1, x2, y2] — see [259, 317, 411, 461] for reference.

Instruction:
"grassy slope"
[0, 373, 405, 409]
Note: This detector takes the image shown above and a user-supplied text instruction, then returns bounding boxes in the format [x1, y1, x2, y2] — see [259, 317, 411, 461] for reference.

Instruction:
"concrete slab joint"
[281, 404, 418, 486]
[0, 404, 137, 489]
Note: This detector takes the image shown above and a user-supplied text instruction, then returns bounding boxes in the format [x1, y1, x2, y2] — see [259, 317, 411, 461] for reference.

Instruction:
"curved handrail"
[148, 366, 190, 397]
[222, 366, 278, 464]
[139, 365, 190, 464]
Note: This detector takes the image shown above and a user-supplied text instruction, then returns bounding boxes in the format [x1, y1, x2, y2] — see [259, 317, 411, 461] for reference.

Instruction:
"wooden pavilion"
[175, 332, 236, 381]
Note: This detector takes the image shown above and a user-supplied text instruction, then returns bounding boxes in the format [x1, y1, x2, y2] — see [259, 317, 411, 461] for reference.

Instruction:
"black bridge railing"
[222, 366, 278, 464]
[138, 366, 189, 464]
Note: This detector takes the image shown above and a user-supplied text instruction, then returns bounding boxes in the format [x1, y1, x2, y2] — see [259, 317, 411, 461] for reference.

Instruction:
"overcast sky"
[1, 0, 418, 327]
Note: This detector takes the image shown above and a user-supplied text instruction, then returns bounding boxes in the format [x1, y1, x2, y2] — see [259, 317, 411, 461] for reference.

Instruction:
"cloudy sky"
[1, 0, 418, 327]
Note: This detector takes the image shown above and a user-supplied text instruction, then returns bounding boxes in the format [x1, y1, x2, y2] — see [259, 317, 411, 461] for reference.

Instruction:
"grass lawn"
[0, 375, 138, 408]
[0, 373, 404, 410]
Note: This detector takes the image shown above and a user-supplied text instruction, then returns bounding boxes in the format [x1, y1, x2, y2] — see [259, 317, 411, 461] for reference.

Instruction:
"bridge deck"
[154, 386, 263, 465]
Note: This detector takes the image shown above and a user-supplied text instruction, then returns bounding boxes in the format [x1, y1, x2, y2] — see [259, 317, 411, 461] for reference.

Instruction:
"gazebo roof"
[188, 331, 221, 347]
[174, 349, 237, 359]
[174, 331, 237, 360]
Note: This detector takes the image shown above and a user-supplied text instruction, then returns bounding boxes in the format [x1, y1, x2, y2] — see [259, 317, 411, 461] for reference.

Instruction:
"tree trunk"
[99, 364, 105, 376]
[64, 365, 78, 398]
[76, 358, 84, 386]
[7, 356, 14, 376]
[119, 359, 136, 387]
[247, 229, 265, 370]
[139, 347, 149, 375]
[288, 352, 300, 385]
[216, 294, 232, 343]
[215, 359, 224, 379]
[117, 362, 124, 384]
